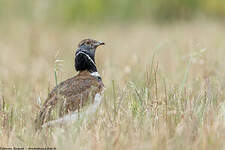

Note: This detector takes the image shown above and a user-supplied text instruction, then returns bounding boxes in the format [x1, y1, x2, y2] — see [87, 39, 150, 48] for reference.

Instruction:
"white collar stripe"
[90, 72, 101, 77]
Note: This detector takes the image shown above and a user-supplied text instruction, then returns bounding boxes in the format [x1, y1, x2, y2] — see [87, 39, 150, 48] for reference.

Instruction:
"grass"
[0, 21, 225, 150]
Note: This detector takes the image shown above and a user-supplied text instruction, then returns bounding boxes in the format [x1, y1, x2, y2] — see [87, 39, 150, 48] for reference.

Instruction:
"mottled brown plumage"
[35, 39, 105, 129]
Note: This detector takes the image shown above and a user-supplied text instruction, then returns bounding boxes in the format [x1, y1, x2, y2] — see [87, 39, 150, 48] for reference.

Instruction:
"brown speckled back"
[35, 71, 104, 129]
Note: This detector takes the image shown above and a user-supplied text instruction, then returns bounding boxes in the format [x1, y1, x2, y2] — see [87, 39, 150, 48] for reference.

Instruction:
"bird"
[35, 39, 105, 129]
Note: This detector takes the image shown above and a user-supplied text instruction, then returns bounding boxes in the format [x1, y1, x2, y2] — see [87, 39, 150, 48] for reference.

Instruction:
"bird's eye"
[86, 41, 90, 45]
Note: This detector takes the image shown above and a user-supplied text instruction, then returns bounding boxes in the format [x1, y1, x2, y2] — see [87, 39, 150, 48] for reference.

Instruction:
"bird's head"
[75, 39, 105, 72]
[78, 39, 105, 50]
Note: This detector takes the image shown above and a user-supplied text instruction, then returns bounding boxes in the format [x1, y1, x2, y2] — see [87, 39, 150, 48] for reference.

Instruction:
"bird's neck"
[75, 49, 98, 73]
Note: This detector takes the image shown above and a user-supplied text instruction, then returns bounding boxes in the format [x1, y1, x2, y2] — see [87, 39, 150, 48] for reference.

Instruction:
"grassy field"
[0, 21, 225, 150]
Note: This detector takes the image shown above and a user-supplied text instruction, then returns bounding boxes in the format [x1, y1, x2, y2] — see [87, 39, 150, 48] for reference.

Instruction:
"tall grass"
[0, 21, 225, 149]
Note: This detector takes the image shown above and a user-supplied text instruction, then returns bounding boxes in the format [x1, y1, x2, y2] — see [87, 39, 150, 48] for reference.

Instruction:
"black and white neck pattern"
[75, 49, 97, 72]
[75, 49, 102, 81]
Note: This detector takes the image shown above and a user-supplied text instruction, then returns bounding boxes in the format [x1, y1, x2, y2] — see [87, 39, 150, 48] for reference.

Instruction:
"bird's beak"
[96, 41, 105, 47]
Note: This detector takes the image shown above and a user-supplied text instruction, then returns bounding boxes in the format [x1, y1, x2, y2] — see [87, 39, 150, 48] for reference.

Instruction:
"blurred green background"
[0, 0, 225, 25]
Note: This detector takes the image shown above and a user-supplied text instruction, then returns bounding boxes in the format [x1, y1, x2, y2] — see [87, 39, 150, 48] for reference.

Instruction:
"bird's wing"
[35, 73, 103, 128]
